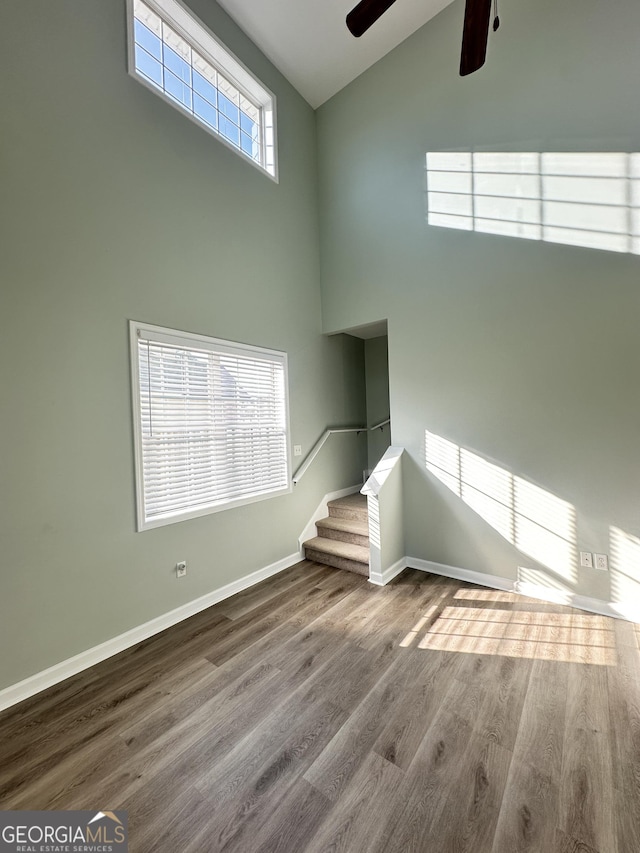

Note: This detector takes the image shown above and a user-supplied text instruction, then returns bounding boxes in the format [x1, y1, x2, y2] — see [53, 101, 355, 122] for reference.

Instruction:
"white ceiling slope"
[216, 0, 456, 108]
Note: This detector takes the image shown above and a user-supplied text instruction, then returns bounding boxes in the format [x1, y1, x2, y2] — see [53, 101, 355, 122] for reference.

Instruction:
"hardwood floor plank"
[303, 648, 425, 802]
[553, 828, 601, 853]
[215, 561, 328, 620]
[313, 566, 364, 590]
[509, 658, 567, 782]
[0, 667, 100, 734]
[125, 782, 211, 853]
[473, 653, 533, 751]
[0, 569, 634, 853]
[285, 630, 399, 716]
[490, 657, 568, 851]
[298, 580, 398, 649]
[304, 752, 405, 853]
[432, 643, 531, 755]
[205, 569, 358, 666]
[63, 661, 284, 811]
[0, 655, 218, 807]
[353, 570, 455, 651]
[214, 570, 365, 681]
[558, 662, 616, 853]
[423, 735, 512, 853]
[491, 759, 559, 853]
[190, 699, 348, 851]
[372, 648, 462, 770]
[0, 613, 231, 773]
[607, 636, 640, 851]
[240, 779, 332, 853]
[368, 705, 475, 853]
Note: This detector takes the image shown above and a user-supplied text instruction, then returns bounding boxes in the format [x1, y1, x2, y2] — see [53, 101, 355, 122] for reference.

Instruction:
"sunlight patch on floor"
[402, 599, 616, 665]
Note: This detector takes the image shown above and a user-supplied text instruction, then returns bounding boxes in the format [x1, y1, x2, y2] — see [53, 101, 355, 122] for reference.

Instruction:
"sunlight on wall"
[516, 566, 573, 597]
[425, 430, 577, 581]
[426, 152, 640, 254]
[367, 494, 381, 550]
[610, 525, 640, 612]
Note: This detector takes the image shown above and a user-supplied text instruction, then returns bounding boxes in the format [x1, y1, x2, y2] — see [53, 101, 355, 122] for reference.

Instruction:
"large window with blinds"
[130, 321, 291, 530]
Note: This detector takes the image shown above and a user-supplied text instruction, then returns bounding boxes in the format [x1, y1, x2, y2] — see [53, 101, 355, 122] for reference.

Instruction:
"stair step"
[303, 536, 369, 577]
[316, 516, 369, 548]
[327, 493, 368, 522]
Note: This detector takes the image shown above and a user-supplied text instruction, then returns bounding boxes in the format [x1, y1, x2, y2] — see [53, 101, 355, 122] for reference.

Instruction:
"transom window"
[127, 0, 277, 179]
[130, 322, 290, 530]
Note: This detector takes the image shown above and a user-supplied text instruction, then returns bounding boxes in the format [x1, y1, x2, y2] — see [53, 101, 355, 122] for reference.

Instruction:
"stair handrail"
[292, 426, 366, 484]
[369, 417, 390, 431]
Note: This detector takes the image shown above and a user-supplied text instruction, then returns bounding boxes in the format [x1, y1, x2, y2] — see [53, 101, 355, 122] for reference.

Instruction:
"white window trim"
[125, 0, 278, 181]
[130, 321, 292, 531]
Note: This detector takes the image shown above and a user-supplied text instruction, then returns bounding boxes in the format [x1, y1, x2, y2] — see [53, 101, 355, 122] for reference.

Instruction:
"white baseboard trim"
[405, 556, 640, 623]
[0, 552, 302, 713]
[297, 484, 362, 552]
[369, 557, 407, 587]
[514, 581, 640, 623]
[406, 557, 515, 594]
[5, 550, 636, 713]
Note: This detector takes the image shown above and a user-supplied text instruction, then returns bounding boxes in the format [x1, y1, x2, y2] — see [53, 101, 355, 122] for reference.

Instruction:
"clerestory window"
[127, 0, 277, 179]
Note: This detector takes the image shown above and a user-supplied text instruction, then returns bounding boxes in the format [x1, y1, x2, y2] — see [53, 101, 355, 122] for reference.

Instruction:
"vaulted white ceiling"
[216, 0, 456, 108]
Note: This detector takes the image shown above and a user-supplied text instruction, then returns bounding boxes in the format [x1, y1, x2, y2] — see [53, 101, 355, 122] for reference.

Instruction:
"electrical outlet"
[579, 551, 593, 569]
[594, 553, 608, 571]
[176, 561, 187, 578]
[293, 445, 302, 457]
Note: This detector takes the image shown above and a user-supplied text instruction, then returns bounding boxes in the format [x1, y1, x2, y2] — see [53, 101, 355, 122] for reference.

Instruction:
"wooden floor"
[1, 562, 639, 853]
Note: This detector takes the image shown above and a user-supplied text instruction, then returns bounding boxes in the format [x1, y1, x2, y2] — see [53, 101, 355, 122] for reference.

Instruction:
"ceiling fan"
[346, 0, 499, 76]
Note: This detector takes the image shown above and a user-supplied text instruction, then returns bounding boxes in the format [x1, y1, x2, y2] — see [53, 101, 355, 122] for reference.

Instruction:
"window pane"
[219, 115, 240, 147]
[135, 45, 163, 88]
[134, 19, 162, 60]
[240, 111, 257, 138]
[194, 94, 218, 130]
[162, 23, 190, 61]
[219, 93, 239, 124]
[241, 131, 255, 157]
[193, 70, 217, 107]
[163, 45, 191, 84]
[164, 68, 192, 109]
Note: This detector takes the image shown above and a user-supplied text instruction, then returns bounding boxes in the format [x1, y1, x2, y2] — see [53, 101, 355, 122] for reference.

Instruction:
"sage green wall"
[0, 0, 366, 690]
[364, 336, 390, 469]
[318, 0, 640, 606]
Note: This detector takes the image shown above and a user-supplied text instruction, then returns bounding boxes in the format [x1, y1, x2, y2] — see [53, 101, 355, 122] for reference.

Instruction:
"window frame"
[130, 320, 292, 531]
[125, 0, 278, 181]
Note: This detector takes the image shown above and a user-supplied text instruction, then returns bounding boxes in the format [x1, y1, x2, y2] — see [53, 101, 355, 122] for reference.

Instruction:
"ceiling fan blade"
[346, 0, 398, 38]
[459, 0, 492, 75]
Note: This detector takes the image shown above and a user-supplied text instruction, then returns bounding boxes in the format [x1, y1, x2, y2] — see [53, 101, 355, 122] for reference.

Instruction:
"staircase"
[303, 493, 370, 576]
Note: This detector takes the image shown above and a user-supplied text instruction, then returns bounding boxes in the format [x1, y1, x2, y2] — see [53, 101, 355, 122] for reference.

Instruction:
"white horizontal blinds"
[138, 332, 288, 522]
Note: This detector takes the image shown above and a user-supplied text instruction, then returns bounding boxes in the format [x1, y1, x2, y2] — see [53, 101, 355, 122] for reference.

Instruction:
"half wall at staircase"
[317, 0, 640, 610]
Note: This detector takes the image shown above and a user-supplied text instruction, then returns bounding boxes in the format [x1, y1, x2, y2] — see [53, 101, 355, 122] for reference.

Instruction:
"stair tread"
[327, 493, 367, 511]
[303, 536, 370, 564]
[316, 516, 369, 536]
[327, 493, 368, 522]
